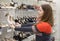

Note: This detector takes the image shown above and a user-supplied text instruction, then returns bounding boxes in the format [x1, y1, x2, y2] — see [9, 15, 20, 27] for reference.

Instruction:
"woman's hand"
[10, 24, 15, 28]
[10, 23, 21, 28]
[15, 23, 21, 27]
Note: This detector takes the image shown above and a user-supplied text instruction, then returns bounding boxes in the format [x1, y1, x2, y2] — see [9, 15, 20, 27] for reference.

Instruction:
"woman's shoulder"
[36, 21, 52, 34]
[37, 21, 51, 27]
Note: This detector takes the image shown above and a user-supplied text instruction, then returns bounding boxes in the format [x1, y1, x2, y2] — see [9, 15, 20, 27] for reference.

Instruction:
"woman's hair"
[41, 4, 54, 27]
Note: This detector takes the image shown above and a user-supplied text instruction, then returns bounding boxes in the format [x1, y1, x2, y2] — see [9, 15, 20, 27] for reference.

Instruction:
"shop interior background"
[0, 0, 60, 41]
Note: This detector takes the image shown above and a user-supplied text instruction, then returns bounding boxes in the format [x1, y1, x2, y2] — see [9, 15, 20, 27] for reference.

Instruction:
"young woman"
[12, 4, 54, 41]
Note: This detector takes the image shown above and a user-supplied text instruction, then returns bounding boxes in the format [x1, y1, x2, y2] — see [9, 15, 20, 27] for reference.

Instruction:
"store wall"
[53, 0, 60, 41]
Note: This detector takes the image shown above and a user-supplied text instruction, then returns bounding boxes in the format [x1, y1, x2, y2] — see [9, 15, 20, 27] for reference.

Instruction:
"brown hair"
[41, 4, 54, 27]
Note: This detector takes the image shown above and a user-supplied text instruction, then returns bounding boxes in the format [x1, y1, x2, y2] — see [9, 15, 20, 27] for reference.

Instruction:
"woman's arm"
[15, 26, 33, 32]
[14, 23, 38, 32]
[15, 22, 52, 34]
